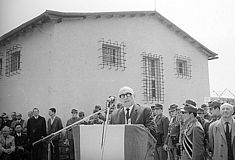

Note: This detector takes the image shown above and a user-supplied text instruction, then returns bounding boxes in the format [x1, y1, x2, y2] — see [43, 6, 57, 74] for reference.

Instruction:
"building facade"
[0, 10, 217, 124]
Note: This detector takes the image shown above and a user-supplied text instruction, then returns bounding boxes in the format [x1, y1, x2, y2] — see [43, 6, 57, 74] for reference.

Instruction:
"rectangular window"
[5, 45, 22, 77]
[175, 55, 191, 79]
[142, 53, 164, 103]
[11, 51, 21, 72]
[0, 58, 2, 77]
[99, 39, 126, 70]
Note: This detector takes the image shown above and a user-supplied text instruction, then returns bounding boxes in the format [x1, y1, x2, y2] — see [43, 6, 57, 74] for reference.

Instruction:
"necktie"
[225, 122, 230, 138]
[4, 137, 7, 148]
[126, 108, 130, 124]
[225, 122, 233, 160]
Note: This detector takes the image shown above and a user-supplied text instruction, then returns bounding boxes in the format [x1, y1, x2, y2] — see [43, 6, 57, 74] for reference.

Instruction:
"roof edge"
[0, 10, 218, 59]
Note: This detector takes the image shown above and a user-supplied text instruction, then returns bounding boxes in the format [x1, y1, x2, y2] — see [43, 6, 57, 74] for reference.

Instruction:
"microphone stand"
[32, 108, 106, 147]
[100, 101, 112, 160]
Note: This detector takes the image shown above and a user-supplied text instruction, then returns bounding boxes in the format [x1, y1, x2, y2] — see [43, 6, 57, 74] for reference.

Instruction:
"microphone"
[107, 96, 116, 103]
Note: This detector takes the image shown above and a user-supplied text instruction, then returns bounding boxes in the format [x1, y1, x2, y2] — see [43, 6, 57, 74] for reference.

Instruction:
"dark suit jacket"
[47, 116, 63, 140]
[154, 114, 169, 146]
[27, 116, 46, 144]
[14, 132, 28, 149]
[110, 104, 156, 137]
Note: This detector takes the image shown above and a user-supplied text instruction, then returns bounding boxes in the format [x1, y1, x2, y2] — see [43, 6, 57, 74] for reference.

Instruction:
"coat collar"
[215, 119, 235, 143]
[121, 104, 138, 124]
[130, 104, 138, 123]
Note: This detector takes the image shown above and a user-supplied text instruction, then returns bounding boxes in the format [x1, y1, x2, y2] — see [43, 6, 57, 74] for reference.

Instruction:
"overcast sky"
[0, 0, 234, 98]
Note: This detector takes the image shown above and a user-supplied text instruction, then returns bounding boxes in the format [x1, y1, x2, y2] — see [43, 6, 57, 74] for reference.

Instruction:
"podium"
[72, 124, 156, 160]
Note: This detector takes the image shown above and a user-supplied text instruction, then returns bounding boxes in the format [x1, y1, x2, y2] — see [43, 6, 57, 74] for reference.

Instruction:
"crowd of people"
[0, 86, 235, 160]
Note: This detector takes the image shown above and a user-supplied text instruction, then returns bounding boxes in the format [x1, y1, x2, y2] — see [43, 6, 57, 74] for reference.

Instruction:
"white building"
[0, 10, 217, 123]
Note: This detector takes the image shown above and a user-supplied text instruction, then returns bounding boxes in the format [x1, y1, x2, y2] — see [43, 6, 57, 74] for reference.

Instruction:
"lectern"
[72, 124, 156, 160]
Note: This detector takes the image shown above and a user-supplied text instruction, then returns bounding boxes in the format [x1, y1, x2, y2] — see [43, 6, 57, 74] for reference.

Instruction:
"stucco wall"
[0, 23, 54, 121]
[0, 14, 210, 125]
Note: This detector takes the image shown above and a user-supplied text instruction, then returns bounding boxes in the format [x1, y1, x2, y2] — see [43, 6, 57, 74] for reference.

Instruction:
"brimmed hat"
[183, 99, 196, 107]
[201, 104, 208, 109]
[95, 105, 101, 110]
[208, 101, 221, 109]
[71, 109, 78, 113]
[168, 104, 178, 111]
[3, 114, 8, 118]
[79, 111, 84, 116]
[197, 108, 204, 114]
[182, 99, 197, 113]
[155, 103, 163, 109]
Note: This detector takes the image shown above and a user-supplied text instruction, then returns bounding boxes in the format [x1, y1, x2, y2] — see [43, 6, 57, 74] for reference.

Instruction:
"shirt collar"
[51, 115, 56, 120]
[124, 105, 134, 114]
[221, 118, 233, 125]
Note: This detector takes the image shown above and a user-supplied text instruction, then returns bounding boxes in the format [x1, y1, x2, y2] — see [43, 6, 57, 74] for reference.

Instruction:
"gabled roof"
[0, 10, 218, 60]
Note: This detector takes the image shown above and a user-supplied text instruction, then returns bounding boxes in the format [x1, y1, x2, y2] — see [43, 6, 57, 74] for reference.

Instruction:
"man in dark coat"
[110, 86, 155, 131]
[27, 108, 46, 160]
[197, 108, 209, 128]
[110, 86, 157, 160]
[151, 103, 169, 160]
[47, 108, 63, 160]
[201, 104, 211, 121]
[14, 123, 29, 160]
[163, 104, 180, 160]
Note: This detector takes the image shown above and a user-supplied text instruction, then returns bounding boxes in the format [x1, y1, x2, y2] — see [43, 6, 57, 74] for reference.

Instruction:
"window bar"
[160, 55, 164, 102]
[188, 58, 192, 79]
[149, 53, 153, 103]
[121, 42, 126, 71]
[5, 49, 10, 77]
[98, 38, 106, 69]
[99, 39, 126, 71]
[141, 52, 147, 103]
[156, 55, 160, 102]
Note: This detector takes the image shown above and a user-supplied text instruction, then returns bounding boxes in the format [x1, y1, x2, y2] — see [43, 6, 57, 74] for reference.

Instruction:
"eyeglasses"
[119, 92, 132, 99]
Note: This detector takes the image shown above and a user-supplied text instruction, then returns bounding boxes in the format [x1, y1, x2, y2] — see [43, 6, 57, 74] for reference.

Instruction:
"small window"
[175, 55, 191, 79]
[11, 51, 21, 72]
[142, 53, 164, 103]
[99, 39, 126, 70]
[5, 45, 22, 77]
[0, 58, 2, 77]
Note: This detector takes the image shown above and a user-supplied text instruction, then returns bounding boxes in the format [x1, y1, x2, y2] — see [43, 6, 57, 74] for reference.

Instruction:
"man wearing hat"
[66, 109, 80, 160]
[204, 101, 221, 140]
[197, 108, 209, 128]
[204, 101, 221, 158]
[151, 103, 169, 160]
[10, 113, 25, 133]
[2, 115, 11, 128]
[163, 104, 180, 160]
[201, 104, 211, 121]
[181, 100, 205, 160]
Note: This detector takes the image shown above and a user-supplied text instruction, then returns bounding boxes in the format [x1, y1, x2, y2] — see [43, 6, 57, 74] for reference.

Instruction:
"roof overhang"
[0, 10, 218, 60]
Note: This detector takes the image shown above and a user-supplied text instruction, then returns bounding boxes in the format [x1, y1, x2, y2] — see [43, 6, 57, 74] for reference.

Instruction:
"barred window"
[99, 39, 126, 70]
[175, 55, 191, 79]
[142, 53, 164, 103]
[5, 45, 22, 77]
[0, 57, 2, 77]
